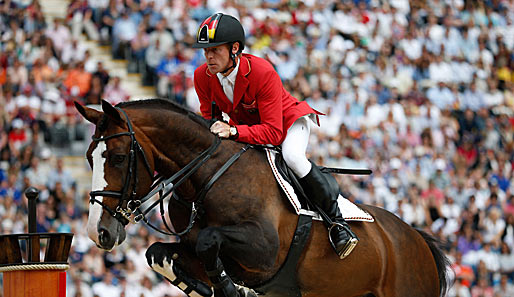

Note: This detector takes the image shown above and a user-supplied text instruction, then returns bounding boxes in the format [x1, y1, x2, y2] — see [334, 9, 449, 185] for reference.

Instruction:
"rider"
[192, 13, 358, 259]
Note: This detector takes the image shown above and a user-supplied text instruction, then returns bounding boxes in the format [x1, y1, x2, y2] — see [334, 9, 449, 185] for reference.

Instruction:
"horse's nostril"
[98, 228, 111, 246]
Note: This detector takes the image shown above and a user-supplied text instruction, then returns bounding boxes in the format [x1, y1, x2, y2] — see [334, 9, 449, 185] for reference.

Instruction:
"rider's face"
[203, 44, 232, 75]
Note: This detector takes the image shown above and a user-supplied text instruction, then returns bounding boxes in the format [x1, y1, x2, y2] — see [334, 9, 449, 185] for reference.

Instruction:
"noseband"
[89, 107, 153, 225]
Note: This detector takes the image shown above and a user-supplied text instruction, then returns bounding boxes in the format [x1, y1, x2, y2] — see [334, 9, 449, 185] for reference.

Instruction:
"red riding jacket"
[194, 53, 320, 145]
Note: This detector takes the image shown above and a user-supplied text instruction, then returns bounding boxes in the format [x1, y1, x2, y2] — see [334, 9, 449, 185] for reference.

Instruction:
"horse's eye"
[112, 154, 126, 165]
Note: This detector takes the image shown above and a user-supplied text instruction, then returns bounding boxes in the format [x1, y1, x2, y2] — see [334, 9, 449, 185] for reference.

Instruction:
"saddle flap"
[265, 148, 374, 222]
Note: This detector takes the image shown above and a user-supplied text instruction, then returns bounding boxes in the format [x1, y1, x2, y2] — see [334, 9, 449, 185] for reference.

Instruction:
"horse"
[75, 99, 451, 297]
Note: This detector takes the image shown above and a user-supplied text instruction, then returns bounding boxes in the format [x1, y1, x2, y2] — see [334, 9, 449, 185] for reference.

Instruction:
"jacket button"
[234, 109, 239, 113]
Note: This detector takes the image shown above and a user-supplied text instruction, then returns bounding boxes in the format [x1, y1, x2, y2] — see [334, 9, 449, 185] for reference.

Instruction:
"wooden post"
[0, 188, 73, 297]
[3, 270, 67, 297]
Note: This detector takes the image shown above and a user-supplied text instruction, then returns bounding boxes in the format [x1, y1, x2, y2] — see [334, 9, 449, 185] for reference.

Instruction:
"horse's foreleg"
[196, 227, 240, 297]
[146, 242, 213, 297]
[195, 222, 276, 297]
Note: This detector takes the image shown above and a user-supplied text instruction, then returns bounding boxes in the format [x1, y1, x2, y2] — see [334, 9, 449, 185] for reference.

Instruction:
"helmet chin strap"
[219, 43, 238, 75]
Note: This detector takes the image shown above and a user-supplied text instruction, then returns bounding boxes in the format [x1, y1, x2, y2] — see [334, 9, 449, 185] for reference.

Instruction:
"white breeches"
[281, 115, 312, 178]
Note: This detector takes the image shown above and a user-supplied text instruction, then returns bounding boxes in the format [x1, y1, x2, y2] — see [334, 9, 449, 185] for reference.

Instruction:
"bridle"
[89, 107, 250, 237]
[89, 107, 153, 226]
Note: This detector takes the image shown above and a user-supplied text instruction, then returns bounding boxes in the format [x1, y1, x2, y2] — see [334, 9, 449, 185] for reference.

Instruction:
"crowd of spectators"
[1, 0, 514, 296]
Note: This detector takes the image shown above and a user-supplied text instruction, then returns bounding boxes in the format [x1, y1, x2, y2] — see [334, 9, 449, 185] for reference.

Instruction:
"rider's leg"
[282, 116, 358, 259]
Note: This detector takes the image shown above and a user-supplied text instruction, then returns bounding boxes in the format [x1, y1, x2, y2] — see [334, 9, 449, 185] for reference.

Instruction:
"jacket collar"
[206, 55, 251, 109]
[232, 55, 250, 107]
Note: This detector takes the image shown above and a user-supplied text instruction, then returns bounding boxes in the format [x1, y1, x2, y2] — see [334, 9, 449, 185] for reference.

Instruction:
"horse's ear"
[101, 100, 123, 123]
[75, 101, 102, 124]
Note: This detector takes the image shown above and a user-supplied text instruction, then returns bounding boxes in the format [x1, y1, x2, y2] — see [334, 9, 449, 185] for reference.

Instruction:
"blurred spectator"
[92, 61, 110, 87]
[426, 81, 455, 110]
[144, 38, 165, 86]
[149, 20, 173, 51]
[103, 76, 129, 105]
[61, 39, 87, 65]
[45, 18, 71, 54]
[168, 66, 191, 105]
[470, 277, 494, 297]
[47, 158, 76, 192]
[431, 158, 450, 190]
[453, 251, 475, 288]
[99, 0, 121, 44]
[156, 49, 181, 98]
[421, 179, 445, 205]
[129, 23, 150, 72]
[460, 81, 485, 111]
[0, 172, 22, 204]
[482, 208, 506, 245]
[498, 242, 514, 278]
[92, 271, 121, 297]
[1, 0, 514, 295]
[85, 75, 104, 105]
[68, 0, 99, 41]
[449, 277, 471, 297]
[82, 245, 105, 283]
[63, 61, 92, 98]
[276, 52, 298, 82]
[24, 156, 48, 189]
[8, 118, 28, 151]
[190, 0, 214, 22]
[494, 274, 514, 297]
[457, 224, 481, 256]
[7, 59, 28, 93]
[112, 9, 137, 59]
[68, 274, 94, 297]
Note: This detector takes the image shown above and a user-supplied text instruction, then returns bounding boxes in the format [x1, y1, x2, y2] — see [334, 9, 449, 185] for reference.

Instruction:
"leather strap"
[253, 214, 313, 297]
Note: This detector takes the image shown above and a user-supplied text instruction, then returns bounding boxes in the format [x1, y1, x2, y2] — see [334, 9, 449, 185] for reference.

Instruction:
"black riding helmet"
[193, 13, 245, 52]
[193, 13, 245, 74]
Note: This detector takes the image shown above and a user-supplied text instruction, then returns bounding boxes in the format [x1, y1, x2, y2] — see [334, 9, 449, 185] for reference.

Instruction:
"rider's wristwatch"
[229, 126, 238, 140]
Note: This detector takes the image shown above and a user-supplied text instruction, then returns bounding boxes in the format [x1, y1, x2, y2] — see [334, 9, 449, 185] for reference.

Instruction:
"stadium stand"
[1, 0, 514, 296]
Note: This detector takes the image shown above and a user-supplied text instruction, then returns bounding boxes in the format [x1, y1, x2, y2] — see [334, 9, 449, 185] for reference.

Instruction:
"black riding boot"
[300, 162, 359, 259]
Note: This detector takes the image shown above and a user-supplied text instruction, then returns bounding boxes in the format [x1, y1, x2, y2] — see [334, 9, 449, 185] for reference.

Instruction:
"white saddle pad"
[265, 149, 374, 222]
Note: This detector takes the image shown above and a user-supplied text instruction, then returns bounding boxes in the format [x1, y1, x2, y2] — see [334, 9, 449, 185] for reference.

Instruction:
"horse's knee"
[146, 242, 175, 267]
[146, 242, 179, 283]
[147, 243, 213, 297]
[196, 227, 223, 260]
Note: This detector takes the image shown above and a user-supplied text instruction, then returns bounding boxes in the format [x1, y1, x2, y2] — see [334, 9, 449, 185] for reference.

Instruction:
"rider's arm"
[194, 69, 222, 121]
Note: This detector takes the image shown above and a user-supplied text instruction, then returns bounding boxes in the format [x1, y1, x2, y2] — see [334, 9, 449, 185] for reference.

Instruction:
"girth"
[252, 213, 313, 297]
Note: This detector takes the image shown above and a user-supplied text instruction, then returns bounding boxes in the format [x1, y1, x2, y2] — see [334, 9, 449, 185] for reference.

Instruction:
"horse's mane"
[116, 99, 211, 129]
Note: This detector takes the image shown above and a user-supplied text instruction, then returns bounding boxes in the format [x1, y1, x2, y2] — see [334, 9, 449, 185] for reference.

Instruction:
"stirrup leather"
[328, 222, 359, 259]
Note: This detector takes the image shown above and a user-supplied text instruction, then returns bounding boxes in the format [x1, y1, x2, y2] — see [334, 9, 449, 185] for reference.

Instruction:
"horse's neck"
[138, 111, 223, 195]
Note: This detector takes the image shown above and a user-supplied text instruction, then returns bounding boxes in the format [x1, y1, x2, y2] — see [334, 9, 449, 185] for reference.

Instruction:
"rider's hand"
[210, 121, 231, 138]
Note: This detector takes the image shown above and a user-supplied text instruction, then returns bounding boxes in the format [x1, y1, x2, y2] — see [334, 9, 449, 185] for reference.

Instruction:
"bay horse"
[75, 99, 451, 297]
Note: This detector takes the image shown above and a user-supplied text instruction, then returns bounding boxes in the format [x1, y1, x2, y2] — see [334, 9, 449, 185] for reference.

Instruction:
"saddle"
[264, 147, 373, 222]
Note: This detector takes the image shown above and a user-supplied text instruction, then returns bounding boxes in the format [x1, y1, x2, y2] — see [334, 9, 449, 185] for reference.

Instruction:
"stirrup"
[328, 222, 359, 259]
